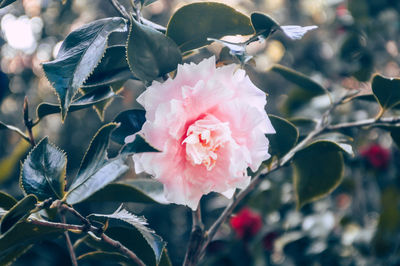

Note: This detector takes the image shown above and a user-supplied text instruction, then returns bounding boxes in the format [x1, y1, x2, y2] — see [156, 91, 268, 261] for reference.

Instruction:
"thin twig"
[59, 203, 90, 228]
[326, 116, 400, 131]
[61, 215, 78, 266]
[101, 233, 146, 266]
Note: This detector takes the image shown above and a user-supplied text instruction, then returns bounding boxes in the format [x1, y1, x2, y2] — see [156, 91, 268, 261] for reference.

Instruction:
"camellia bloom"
[130, 57, 275, 210]
[230, 207, 263, 240]
[360, 144, 391, 170]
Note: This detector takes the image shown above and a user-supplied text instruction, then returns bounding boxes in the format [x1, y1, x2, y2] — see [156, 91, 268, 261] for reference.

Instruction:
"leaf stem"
[110, 0, 130, 20]
[61, 214, 78, 266]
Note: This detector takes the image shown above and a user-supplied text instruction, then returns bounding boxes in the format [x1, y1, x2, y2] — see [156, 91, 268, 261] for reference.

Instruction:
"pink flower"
[130, 57, 275, 210]
[230, 207, 263, 240]
[360, 144, 391, 170]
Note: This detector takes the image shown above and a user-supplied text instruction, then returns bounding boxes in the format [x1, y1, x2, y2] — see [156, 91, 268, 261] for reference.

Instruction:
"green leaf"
[126, 17, 182, 83]
[42, 17, 127, 120]
[250, 12, 280, 38]
[0, 195, 37, 234]
[0, 140, 31, 185]
[271, 65, 326, 95]
[0, 245, 32, 266]
[0, 191, 17, 211]
[121, 135, 159, 155]
[281, 88, 319, 115]
[78, 251, 129, 264]
[36, 86, 117, 121]
[268, 115, 299, 158]
[312, 133, 354, 156]
[371, 74, 400, 112]
[20, 137, 67, 201]
[65, 123, 129, 205]
[166, 2, 253, 52]
[293, 141, 344, 209]
[0, 221, 64, 257]
[83, 179, 167, 204]
[82, 45, 134, 88]
[89, 206, 166, 266]
[0, 0, 16, 8]
[141, 0, 158, 6]
[0, 121, 29, 142]
[111, 109, 146, 145]
[390, 127, 400, 148]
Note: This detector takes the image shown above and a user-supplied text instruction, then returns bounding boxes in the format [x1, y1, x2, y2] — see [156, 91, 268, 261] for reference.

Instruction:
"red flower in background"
[230, 208, 262, 240]
[360, 144, 391, 170]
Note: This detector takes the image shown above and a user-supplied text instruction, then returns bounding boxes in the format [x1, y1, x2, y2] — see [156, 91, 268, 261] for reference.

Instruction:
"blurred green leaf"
[166, 2, 253, 52]
[390, 127, 400, 148]
[0, 195, 37, 234]
[0, 0, 16, 8]
[20, 137, 67, 201]
[293, 141, 344, 209]
[89, 206, 166, 266]
[65, 123, 129, 205]
[268, 115, 299, 158]
[127, 17, 182, 83]
[82, 45, 134, 88]
[42, 17, 127, 120]
[111, 109, 146, 145]
[372, 74, 400, 112]
[0, 139, 31, 184]
[271, 65, 326, 95]
[141, 0, 158, 6]
[0, 121, 29, 143]
[250, 12, 280, 38]
[78, 251, 129, 264]
[0, 221, 64, 258]
[0, 245, 32, 266]
[84, 179, 167, 204]
[281, 88, 318, 115]
[0, 191, 17, 211]
[121, 135, 159, 155]
[36, 86, 117, 121]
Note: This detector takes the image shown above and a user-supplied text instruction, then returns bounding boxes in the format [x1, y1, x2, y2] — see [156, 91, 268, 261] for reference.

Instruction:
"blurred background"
[0, 0, 400, 265]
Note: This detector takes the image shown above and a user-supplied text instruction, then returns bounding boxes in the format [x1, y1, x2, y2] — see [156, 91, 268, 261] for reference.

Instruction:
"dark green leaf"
[281, 88, 319, 115]
[83, 179, 167, 204]
[371, 74, 400, 111]
[127, 17, 182, 83]
[65, 123, 129, 205]
[89, 206, 166, 266]
[78, 251, 129, 264]
[141, 0, 158, 6]
[20, 137, 67, 201]
[42, 17, 127, 120]
[390, 127, 400, 148]
[0, 221, 64, 257]
[166, 2, 253, 52]
[293, 141, 344, 209]
[271, 65, 326, 95]
[250, 12, 280, 38]
[121, 135, 159, 155]
[82, 45, 134, 88]
[0, 195, 37, 234]
[159, 249, 172, 266]
[0, 0, 16, 8]
[111, 109, 146, 145]
[0, 191, 17, 211]
[312, 133, 354, 156]
[0, 245, 32, 266]
[36, 86, 117, 121]
[268, 115, 298, 158]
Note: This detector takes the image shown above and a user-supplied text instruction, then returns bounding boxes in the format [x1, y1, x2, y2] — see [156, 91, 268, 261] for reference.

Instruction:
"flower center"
[182, 114, 231, 170]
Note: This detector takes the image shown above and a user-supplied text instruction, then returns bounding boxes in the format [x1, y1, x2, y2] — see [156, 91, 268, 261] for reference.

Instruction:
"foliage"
[0, 0, 399, 265]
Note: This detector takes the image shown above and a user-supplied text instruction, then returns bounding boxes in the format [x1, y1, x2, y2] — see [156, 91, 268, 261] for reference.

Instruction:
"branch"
[23, 96, 35, 146]
[101, 233, 146, 266]
[61, 215, 78, 266]
[183, 206, 204, 266]
[326, 116, 400, 131]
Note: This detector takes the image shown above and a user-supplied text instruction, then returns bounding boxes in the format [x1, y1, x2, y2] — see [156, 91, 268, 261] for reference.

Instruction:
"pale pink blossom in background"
[129, 57, 275, 210]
